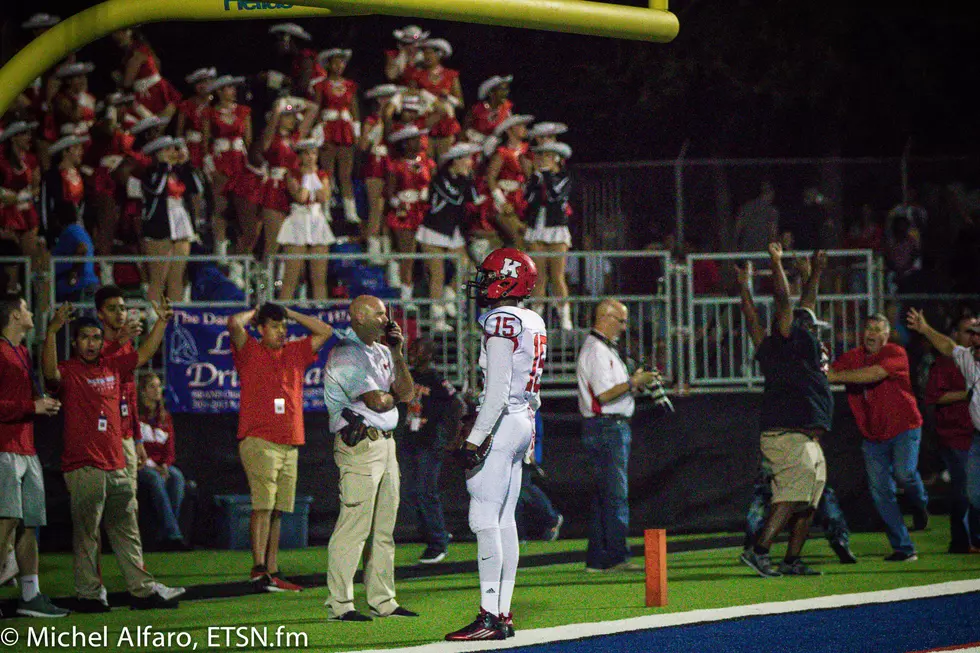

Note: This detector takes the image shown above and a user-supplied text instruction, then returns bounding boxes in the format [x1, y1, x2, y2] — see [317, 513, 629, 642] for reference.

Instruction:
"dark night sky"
[3, 0, 979, 162]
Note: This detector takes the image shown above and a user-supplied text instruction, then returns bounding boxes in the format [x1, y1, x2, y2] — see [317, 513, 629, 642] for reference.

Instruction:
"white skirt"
[277, 203, 337, 247]
[167, 197, 195, 241]
[524, 213, 571, 246]
[415, 224, 465, 250]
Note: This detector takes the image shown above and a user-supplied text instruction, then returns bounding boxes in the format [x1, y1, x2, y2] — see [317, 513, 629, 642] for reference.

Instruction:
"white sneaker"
[343, 198, 361, 224]
[432, 319, 452, 333]
[152, 583, 186, 601]
[367, 237, 383, 266]
[442, 286, 458, 318]
[430, 303, 452, 332]
[228, 261, 245, 289]
[559, 304, 574, 331]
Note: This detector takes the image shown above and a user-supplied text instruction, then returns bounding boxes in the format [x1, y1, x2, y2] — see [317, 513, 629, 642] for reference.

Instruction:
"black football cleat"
[500, 612, 515, 638]
[445, 609, 507, 641]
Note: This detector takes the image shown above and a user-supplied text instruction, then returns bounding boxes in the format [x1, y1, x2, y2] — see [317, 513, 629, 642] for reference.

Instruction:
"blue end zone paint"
[509, 591, 980, 653]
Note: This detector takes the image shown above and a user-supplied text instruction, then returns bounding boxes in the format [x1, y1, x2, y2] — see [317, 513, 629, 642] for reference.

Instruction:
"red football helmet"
[468, 247, 538, 307]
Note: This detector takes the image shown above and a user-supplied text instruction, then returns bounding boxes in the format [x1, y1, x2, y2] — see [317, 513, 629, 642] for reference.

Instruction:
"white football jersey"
[476, 305, 547, 414]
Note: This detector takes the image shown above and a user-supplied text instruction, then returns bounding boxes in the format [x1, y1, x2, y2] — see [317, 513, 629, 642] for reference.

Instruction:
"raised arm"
[285, 307, 334, 353]
[42, 303, 74, 389]
[769, 242, 792, 338]
[136, 299, 174, 367]
[799, 250, 826, 312]
[734, 264, 765, 348]
[227, 307, 257, 351]
[906, 308, 955, 357]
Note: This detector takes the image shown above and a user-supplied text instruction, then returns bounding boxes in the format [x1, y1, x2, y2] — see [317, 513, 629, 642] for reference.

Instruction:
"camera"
[636, 357, 675, 415]
[384, 320, 399, 346]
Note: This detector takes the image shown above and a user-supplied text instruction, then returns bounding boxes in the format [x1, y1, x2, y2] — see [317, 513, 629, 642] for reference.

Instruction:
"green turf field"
[4, 521, 979, 652]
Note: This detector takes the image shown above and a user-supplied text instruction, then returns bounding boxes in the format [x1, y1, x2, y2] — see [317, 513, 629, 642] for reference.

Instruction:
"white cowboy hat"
[420, 38, 452, 58]
[0, 121, 39, 143]
[49, 134, 90, 156]
[55, 62, 95, 78]
[365, 84, 402, 100]
[528, 122, 569, 140]
[438, 143, 483, 165]
[317, 48, 353, 64]
[205, 75, 246, 95]
[532, 141, 572, 159]
[493, 114, 534, 137]
[186, 67, 218, 84]
[22, 13, 60, 30]
[478, 75, 513, 101]
[292, 138, 320, 152]
[142, 135, 177, 156]
[269, 23, 311, 41]
[388, 125, 429, 143]
[393, 24, 429, 44]
[129, 115, 171, 136]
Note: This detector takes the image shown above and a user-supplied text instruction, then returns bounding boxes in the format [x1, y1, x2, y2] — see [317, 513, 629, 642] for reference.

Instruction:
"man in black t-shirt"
[402, 338, 465, 564]
[739, 244, 834, 578]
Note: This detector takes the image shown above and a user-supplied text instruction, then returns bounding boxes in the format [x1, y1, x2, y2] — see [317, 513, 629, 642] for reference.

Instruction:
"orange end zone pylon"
[645, 528, 667, 607]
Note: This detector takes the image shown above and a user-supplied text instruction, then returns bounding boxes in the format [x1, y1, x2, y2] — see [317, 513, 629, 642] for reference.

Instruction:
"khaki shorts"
[760, 430, 826, 508]
[239, 437, 298, 513]
[0, 453, 47, 527]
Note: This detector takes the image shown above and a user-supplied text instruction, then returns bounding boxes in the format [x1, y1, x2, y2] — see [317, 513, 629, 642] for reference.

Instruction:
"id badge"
[120, 399, 129, 418]
[97, 415, 108, 432]
[274, 398, 286, 415]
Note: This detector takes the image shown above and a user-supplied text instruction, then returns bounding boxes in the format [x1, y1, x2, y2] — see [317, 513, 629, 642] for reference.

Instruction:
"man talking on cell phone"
[323, 295, 416, 622]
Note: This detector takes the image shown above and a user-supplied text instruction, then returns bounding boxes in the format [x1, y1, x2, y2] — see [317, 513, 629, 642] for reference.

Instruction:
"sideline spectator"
[403, 337, 462, 564]
[323, 295, 416, 621]
[0, 294, 69, 618]
[576, 299, 658, 572]
[137, 371, 190, 551]
[42, 301, 184, 611]
[828, 314, 928, 561]
[516, 411, 563, 543]
[924, 316, 980, 553]
[884, 215, 921, 292]
[734, 180, 779, 255]
[228, 303, 333, 592]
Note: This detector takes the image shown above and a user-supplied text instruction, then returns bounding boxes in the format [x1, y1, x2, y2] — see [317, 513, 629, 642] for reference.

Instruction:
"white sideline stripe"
[341, 578, 980, 653]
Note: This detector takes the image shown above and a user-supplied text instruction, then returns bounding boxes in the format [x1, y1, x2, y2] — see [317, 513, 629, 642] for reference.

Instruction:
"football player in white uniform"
[445, 247, 547, 641]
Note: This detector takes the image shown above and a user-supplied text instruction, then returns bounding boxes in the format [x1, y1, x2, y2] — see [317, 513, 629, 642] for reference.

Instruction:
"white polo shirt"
[577, 331, 634, 418]
[323, 330, 399, 433]
[952, 345, 980, 431]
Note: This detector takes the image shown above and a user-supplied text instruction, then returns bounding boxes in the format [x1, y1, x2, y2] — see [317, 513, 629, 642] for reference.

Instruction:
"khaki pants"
[326, 436, 400, 617]
[122, 438, 139, 491]
[64, 466, 155, 599]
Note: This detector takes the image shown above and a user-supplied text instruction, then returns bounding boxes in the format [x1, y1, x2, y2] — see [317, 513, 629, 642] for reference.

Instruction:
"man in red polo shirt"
[42, 300, 185, 612]
[925, 316, 980, 553]
[228, 303, 333, 592]
[96, 285, 148, 489]
[828, 313, 928, 561]
[0, 294, 68, 618]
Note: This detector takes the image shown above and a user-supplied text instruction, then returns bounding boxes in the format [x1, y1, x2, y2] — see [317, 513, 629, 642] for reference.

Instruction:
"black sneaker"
[130, 593, 179, 610]
[778, 559, 822, 576]
[328, 610, 372, 622]
[371, 606, 419, 618]
[418, 546, 448, 565]
[830, 539, 858, 564]
[445, 609, 507, 641]
[500, 612, 515, 638]
[884, 551, 918, 562]
[74, 598, 111, 613]
[739, 549, 781, 577]
[912, 506, 929, 531]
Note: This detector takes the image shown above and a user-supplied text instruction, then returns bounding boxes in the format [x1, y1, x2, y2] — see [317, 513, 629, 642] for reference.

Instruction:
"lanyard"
[1, 337, 44, 398]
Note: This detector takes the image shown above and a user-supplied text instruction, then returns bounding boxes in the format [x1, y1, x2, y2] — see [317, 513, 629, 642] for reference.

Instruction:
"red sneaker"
[267, 574, 304, 592]
[445, 609, 506, 641]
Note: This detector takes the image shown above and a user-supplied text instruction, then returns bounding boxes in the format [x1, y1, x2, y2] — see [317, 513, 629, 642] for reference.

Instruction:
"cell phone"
[384, 306, 398, 346]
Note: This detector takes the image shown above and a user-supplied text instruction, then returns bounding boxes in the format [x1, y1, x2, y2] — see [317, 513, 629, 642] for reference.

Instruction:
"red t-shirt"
[140, 408, 175, 467]
[925, 355, 974, 451]
[231, 333, 316, 446]
[58, 352, 139, 472]
[0, 340, 38, 455]
[831, 343, 923, 442]
[102, 339, 139, 441]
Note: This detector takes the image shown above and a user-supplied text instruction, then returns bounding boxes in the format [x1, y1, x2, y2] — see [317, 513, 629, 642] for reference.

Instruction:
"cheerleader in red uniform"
[85, 105, 140, 260]
[384, 24, 429, 82]
[111, 29, 182, 119]
[463, 75, 513, 144]
[0, 122, 43, 277]
[358, 84, 400, 262]
[276, 139, 335, 301]
[258, 96, 318, 260]
[48, 62, 97, 140]
[385, 125, 434, 299]
[175, 67, 217, 171]
[269, 23, 323, 99]
[141, 135, 197, 303]
[485, 114, 533, 248]
[39, 135, 88, 242]
[202, 75, 252, 262]
[407, 39, 463, 158]
[314, 49, 360, 224]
